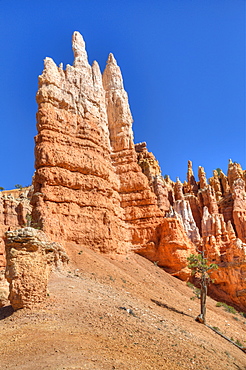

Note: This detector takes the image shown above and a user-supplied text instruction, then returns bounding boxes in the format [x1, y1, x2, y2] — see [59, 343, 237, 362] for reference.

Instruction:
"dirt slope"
[0, 245, 245, 369]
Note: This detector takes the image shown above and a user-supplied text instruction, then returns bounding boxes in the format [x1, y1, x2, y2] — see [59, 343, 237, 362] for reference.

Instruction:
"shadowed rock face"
[5, 227, 68, 310]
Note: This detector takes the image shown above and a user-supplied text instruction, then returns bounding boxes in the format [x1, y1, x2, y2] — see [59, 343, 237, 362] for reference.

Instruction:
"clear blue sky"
[0, 0, 245, 189]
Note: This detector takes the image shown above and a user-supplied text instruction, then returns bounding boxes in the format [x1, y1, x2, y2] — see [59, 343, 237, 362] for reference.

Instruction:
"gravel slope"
[0, 246, 245, 369]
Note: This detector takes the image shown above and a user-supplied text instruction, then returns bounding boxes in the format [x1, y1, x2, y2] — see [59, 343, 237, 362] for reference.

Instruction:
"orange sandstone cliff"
[0, 32, 245, 312]
[31, 32, 165, 257]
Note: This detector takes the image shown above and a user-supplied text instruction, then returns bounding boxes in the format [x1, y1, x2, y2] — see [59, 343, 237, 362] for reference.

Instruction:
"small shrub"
[215, 302, 237, 314]
[186, 281, 194, 288]
[235, 339, 243, 347]
[212, 326, 220, 332]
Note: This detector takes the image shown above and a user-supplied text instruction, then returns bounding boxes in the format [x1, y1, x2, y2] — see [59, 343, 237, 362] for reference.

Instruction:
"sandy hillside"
[0, 245, 245, 370]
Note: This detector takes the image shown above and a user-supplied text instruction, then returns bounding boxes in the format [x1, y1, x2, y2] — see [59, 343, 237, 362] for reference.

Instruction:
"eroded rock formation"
[0, 188, 32, 270]
[172, 161, 246, 311]
[136, 217, 197, 280]
[32, 31, 163, 256]
[5, 227, 68, 310]
[0, 32, 245, 312]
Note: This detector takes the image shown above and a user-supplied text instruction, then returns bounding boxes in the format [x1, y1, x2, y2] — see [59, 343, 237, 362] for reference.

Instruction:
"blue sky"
[0, 0, 245, 189]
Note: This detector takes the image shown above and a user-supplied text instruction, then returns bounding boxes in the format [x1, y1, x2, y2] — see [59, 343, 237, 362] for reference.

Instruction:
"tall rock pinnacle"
[72, 31, 89, 68]
[103, 53, 124, 90]
[103, 53, 134, 152]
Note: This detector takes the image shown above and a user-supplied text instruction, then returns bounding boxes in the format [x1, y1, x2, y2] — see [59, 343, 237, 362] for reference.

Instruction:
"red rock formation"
[32, 32, 163, 256]
[227, 160, 244, 188]
[31, 33, 246, 310]
[5, 227, 68, 310]
[184, 160, 198, 194]
[173, 199, 200, 245]
[102, 56, 163, 248]
[232, 178, 246, 243]
[135, 142, 172, 213]
[136, 217, 197, 280]
[0, 188, 32, 269]
[171, 160, 246, 311]
[209, 169, 222, 201]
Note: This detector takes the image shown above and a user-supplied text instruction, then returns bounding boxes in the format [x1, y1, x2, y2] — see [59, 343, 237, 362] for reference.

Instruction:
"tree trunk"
[200, 277, 207, 324]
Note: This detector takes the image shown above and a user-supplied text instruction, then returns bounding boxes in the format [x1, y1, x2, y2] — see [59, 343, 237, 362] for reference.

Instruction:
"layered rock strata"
[136, 217, 197, 280]
[32, 32, 132, 254]
[135, 142, 172, 213]
[102, 59, 163, 249]
[32, 32, 163, 255]
[135, 155, 246, 310]
[170, 161, 246, 311]
[5, 227, 68, 310]
[0, 188, 32, 269]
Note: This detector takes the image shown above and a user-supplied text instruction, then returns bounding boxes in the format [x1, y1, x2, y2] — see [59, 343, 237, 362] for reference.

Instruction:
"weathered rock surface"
[136, 217, 197, 280]
[32, 31, 162, 255]
[102, 54, 163, 249]
[5, 227, 68, 310]
[173, 199, 200, 245]
[232, 178, 246, 243]
[32, 32, 132, 254]
[135, 142, 172, 213]
[172, 161, 246, 311]
[0, 270, 9, 307]
[0, 187, 32, 269]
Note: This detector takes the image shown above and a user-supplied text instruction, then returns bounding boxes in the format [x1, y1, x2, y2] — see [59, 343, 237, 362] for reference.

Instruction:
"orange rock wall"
[32, 32, 163, 255]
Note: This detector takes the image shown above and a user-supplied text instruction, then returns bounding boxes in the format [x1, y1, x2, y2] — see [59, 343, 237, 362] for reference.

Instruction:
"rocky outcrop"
[232, 178, 246, 243]
[102, 55, 163, 249]
[170, 161, 246, 311]
[135, 142, 172, 213]
[136, 217, 197, 280]
[5, 227, 68, 310]
[0, 188, 32, 269]
[32, 32, 132, 254]
[32, 31, 163, 255]
[0, 270, 9, 307]
[173, 200, 200, 245]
